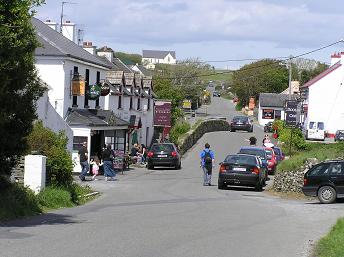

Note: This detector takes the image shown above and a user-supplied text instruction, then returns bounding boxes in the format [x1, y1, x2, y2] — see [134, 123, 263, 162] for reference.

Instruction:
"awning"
[66, 108, 129, 130]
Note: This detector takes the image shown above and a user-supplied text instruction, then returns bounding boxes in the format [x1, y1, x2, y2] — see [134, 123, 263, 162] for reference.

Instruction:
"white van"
[304, 121, 325, 141]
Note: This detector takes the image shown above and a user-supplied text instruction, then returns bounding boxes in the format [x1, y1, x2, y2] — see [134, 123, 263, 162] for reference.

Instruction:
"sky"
[35, 0, 344, 69]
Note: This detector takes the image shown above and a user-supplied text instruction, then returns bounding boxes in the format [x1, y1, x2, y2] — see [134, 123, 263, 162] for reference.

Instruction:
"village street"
[1, 97, 344, 257]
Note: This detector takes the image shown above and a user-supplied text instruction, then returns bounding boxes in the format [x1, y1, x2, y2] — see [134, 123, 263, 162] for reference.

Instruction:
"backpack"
[203, 150, 212, 164]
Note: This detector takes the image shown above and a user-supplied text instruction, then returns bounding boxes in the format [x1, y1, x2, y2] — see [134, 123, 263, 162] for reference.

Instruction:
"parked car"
[303, 121, 325, 141]
[302, 160, 344, 204]
[334, 130, 344, 142]
[218, 154, 266, 191]
[213, 91, 221, 97]
[146, 143, 181, 170]
[264, 122, 273, 133]
[230, 116, 253, 132]
[273, 147, 285, 163]
[238, 146, 268, 179]
[264, 147, 277, 174]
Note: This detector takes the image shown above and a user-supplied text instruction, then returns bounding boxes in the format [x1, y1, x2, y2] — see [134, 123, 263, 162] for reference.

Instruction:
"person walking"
[78, 142, 89, 181]
[102, 144, 117, 181]
[90, 156, 102, 181]
[245, 135, 257, 146]
[200, 143, 215, 186]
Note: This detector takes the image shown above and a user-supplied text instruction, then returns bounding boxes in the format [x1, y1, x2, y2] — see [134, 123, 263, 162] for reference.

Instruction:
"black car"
[213, 91, 221, 97]
[302, 160, 344, 204]
[264, 122, 273, 133]
[146, 143, 181, 170]
[334, 130, 344, 142]
[230, 116, 253, 132]
[218, 154, 266, 191]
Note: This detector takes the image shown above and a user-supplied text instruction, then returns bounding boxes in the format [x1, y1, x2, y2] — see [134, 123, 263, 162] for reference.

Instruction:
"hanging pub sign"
[87, 84, 101, 100]
[154, 100, 172, 127]
[100, 80, 111, 96]
[285, 100, 298, 127]
[71, 74, 85, 96]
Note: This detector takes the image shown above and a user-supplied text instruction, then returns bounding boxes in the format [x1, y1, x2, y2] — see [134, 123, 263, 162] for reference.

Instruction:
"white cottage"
[142, 50, 176, 70]
[301, 53, 344, 137]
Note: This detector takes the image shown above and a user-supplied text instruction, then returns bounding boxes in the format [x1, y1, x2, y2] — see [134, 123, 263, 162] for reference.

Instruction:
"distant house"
[300, 52, 344, 137]
[142, 50, 176, 69]
[280, 81, 300, 95]
[258, 93, 298, 126]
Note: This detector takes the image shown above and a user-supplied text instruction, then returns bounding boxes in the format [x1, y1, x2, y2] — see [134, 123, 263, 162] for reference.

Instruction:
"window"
[96, 71, 100, 108]
[72, 66, 78, 107]
[309, 122, 316, 129]
[318, 122, 325, 130]
[130, 97, 133, 109]
[330, 163, 343, 175]
[84, 69, 89, 108]
[309, 164, 330, 176]
[118, 95, 122, 109]
[73, 136, 87, 151]
[224, 155, 257, 166]
[262, 109, 274, 119]
[147, 98, 151, 110]
[137, 98, 141, 110]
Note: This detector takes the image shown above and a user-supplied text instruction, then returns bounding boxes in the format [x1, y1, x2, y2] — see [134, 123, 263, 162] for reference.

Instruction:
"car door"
[329, 162, 344, 196]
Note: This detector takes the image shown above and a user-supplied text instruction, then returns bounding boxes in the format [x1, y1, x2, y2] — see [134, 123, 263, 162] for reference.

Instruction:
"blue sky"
[35, 0, 344, 69]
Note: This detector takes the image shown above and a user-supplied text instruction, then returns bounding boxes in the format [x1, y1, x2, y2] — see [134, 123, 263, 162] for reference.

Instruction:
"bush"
[0, 184, 42, 221]
[235, 101, 243, 111]
[66, 183, 94, 205]
[27, 122, 73, 187]
[37, 187, 73, 209]
[170, 121, 191, 144]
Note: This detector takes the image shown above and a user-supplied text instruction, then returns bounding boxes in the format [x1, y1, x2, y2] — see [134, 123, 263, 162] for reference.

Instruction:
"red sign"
[154, 101, 171, 127]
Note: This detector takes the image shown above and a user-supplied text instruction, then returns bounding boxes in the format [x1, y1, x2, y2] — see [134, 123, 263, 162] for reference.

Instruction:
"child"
[90, 157, 102, 181]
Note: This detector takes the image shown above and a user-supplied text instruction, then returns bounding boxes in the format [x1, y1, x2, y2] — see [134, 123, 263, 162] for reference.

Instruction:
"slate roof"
[32, 18, 112, 69]
[112, 58, 133, 73]
[259, 93, 298, 108]
[129, 64, 153, 76]
[142, 50, 176, 59]
[66, 109, 129, 127]
[123, 87, 133, 96]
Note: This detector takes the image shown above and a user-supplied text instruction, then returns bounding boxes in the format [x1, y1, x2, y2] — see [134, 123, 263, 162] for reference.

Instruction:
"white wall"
[36, 91, 74, 152]
[307, 64, 344, 135]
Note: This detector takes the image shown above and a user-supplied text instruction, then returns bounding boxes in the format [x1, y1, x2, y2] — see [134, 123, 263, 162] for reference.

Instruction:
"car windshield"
[233, 116, 247, 122]
[265, 149, 273, 159]
[224, 155, 257, 166]
[337, 131, 344, 135]
[151, 144, 174, 152]
[318, 122, 324, 130]
[239, 149, 266, 159]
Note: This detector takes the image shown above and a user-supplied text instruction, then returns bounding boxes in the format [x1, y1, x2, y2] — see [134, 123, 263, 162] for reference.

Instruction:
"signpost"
[285, 100, 299, 156]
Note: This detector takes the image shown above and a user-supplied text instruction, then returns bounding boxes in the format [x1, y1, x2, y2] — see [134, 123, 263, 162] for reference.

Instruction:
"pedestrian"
[140, 144, 147, 164]
[102, 144, 117, 181]
[78, 141, 89, 181]
[90, 156, 102, 181]
[262, 134, 271, 145]
[200, 143, 215, 186]
[245, 135, 257, 146]
[130, 143, 140, 164]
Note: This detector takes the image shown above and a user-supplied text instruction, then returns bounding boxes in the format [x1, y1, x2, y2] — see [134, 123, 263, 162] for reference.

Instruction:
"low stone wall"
[273, 158, 318, 193]
[10, 156, 25, 184]
[179, 119, 230, 155]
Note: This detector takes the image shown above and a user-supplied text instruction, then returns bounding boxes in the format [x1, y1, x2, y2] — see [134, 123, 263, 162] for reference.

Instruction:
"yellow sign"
[183, 100, 191, 109]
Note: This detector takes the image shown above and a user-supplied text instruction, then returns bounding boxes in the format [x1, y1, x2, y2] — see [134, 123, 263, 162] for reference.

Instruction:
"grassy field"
[314, 218, 344, 257]
[205, 70, 232, 82]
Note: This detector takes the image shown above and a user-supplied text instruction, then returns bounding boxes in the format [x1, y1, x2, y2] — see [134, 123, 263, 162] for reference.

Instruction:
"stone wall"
[273, 158, 318, 193]
[179, 119, 230, 155]
[10, 156, 25, 184]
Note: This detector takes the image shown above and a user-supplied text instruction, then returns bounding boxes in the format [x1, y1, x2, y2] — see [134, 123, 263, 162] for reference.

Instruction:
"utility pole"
[288, 55, 293, 100]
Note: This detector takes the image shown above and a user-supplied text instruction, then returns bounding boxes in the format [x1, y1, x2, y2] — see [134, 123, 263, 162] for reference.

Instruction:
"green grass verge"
[315, 218, 344, 257]
[206, 70, 232, 82]
[277, 143, 344, 173]
[0, 182, 95, 222]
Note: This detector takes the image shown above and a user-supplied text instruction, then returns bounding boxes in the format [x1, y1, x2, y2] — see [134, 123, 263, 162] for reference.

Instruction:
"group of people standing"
[130, 143, 147, 164]
[78, 142, 117, 182]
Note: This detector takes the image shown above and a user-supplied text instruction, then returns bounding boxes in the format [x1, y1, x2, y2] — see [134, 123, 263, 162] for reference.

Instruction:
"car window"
[308, 163, 330, 176]
[318, 122, 325, 130]
[233, 116, 248, 122]
[225, 155, 257, 166]
[239, 149, 266, 159]
[309, 122, 315, 129]
[273, 148, 281, 156]
[329, 163, 344, 175]
[151, 144, 174, 152]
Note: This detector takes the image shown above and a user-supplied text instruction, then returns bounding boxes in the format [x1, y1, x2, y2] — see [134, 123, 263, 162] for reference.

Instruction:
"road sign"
[285, 100, 298, 127]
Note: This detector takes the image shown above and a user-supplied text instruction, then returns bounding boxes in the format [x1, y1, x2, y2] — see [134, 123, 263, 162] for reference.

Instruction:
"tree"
[231, 59, 288, 106]
[114, 52, 142, 65]
[0, 0, 45, 178]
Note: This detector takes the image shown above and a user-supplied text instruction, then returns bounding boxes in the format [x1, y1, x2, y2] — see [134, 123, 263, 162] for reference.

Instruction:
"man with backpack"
[200, 143, 215, 186]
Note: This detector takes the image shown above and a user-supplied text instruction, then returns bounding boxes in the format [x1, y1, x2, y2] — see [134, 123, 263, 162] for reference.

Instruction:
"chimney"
[331, 52, 341, 66]
[61, 20, 76, 43]
[83, 41, 97, 55]
[44, 19, 58, 31]
[97, 46, 114, 62]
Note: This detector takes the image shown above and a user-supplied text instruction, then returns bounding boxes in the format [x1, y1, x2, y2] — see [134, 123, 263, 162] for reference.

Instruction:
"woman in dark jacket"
[102, 144, 116, 181]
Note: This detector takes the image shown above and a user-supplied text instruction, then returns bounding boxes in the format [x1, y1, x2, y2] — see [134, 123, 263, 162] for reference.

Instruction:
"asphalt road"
[1, 97, 344, 257]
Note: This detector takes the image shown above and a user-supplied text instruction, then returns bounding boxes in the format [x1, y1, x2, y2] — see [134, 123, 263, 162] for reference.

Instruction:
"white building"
[301, 52, 344, 137]
[32, 18, 130, 172]
[142, 50, 176, 70]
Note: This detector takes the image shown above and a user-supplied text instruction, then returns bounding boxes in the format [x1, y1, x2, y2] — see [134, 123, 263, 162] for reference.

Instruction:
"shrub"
[170, 121, 191, 144]
[66, 183, 94, 205]
[235, 101, 243, 111]
[0, 184, 42, 221]
[27, 122, 73, 187]
[37, 187, 73, 209]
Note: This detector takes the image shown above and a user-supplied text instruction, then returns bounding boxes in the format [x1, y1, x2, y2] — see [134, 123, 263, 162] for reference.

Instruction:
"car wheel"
[147, 164, 154, 170]
[176, 162, 182, 170]
[255, 182, 263, 192]
[218, 180, 226, 190]
[231, 129, 236, 132]
[318, 186, 336, 204]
